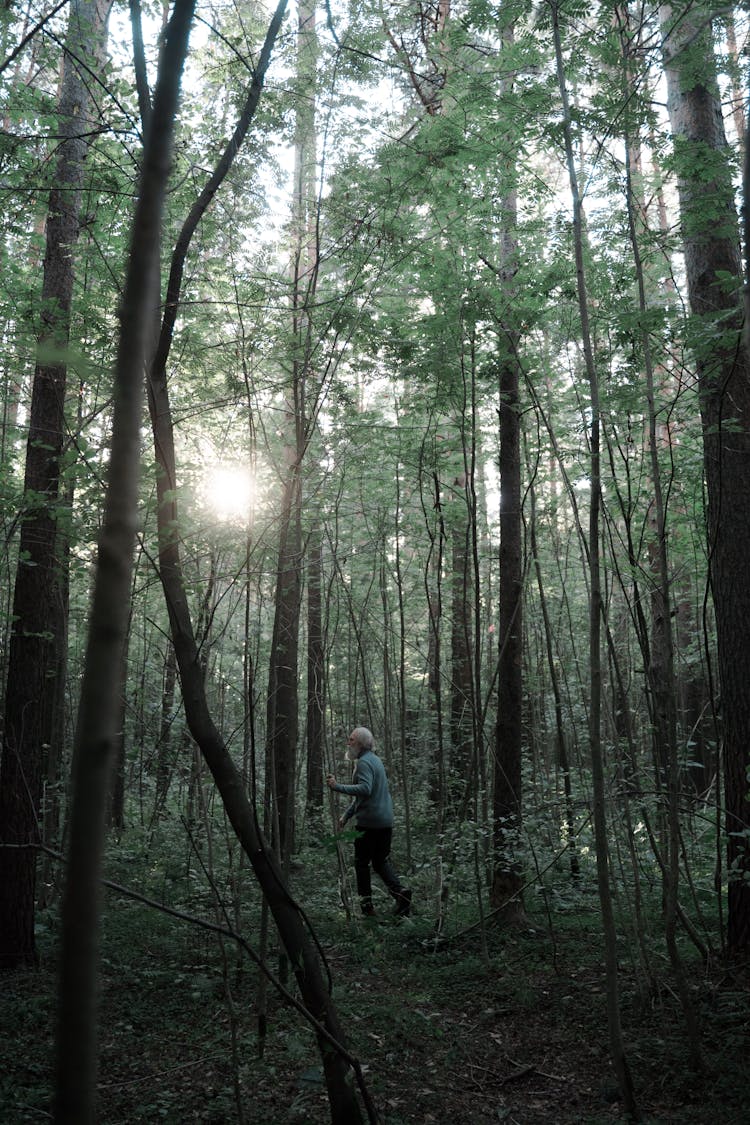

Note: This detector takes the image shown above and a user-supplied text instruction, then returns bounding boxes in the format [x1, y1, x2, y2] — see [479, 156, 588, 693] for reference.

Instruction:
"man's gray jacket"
[332, 750, 394, 828]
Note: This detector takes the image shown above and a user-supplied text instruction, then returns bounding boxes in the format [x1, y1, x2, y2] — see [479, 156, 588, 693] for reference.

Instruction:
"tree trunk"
[53, 3, 193, 1118]
[660, 1, 750, 954]
[489, 18, 524, 919]
[265, 472, 302, 858]
[265, 0, 318, 860]
[422, 463, 446, 816]
[393, 463, 412, 863]
[0, 0, 110, 971]
[529, 482, 579, 878]
[107, 624, 129, 832]
[156, 640, 178, 810]
[552, 2, 637, 1113]
[492, 336, 524, 914]
[306, 527, 324, 816]
[449, 492, 474, 793]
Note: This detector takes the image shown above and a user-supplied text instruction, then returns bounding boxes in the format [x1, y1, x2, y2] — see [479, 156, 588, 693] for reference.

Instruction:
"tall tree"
[612, 1, 701, 1061]
[551, 0, 637, 1113]
[0, 0, 111, 970]
[490, 13, 524, 918]
[54, 0, 195, 1116]
[660, 0, 750, 954]
[265, 0, 318, 858]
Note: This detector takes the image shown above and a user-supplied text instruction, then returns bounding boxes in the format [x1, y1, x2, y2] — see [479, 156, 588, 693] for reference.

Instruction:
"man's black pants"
[354, 826, 403, 903]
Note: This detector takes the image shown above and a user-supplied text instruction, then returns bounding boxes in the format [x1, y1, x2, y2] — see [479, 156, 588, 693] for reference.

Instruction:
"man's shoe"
[361, 900, 376, 917]
[394, 889, 412, 917]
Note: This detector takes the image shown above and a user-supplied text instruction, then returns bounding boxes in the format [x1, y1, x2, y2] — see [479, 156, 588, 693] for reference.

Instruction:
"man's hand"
[337, 816, 347, 831]
[326, 774, 337, 789]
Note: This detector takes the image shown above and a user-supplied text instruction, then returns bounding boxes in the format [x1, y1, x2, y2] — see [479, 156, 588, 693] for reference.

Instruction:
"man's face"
[347, 732, 359, 754]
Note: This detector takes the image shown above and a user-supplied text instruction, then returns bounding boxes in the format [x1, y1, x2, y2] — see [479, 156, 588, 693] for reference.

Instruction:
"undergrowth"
[0, 828, 747, 1124]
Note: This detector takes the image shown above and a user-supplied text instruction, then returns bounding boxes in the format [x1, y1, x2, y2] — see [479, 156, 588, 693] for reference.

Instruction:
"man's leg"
[370, 828, 411, 915]
[353, 830, 375, 915]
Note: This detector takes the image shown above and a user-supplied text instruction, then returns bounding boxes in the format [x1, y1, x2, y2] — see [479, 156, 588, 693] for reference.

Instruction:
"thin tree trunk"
[449, 476, 473, 792]
[424, 465, 446, 818]
[140, 1, 367, 1112]
[53, 3, 193, 1118]
[492, 308, 524, 915]
[393, 461, 412, 864]
[148, 372, 367, 1125]
[265, 471, 302, 860]
[551, 2, 638, 1114]
[265, 0, 318, 861]
[529, 482, 579, 878]
[306, 526, 324, 816]
[156, 640, 178, 810]
[107, 622, 129, 832]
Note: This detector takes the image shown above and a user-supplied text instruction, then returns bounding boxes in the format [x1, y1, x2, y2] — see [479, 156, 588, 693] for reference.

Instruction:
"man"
[327, 727, 412, 918]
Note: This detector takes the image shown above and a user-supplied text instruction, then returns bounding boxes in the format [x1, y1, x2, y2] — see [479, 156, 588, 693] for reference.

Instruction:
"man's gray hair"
[350, 726, 374, 752]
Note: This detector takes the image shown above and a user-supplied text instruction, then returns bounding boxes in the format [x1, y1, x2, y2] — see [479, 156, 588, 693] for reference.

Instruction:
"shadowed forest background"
[0, 0, 749, 1122]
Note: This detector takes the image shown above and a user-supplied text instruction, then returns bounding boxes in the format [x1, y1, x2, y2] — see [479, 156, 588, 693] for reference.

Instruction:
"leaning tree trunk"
[142, 1, 366, 1114]
[148, 295, 366, 1125]
[0, 0, 111, 971]
[54, 3, 194, 1119]
[660, 1, 750, 955]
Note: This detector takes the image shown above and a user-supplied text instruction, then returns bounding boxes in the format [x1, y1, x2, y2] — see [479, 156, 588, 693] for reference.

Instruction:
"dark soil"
[1, 858, 747, 1124]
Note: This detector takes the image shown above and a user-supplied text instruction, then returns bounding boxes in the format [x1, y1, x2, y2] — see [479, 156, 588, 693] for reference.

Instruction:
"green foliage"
[0, 821, 744, 1122]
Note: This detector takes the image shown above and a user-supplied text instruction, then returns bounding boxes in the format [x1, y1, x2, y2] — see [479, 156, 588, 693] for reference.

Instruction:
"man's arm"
[328, 757, 374, 798]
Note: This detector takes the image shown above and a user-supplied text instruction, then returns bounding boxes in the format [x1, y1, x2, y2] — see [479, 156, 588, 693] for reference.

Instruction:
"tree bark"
[156, 640, 178, 810]
[425, 468, 446, 816]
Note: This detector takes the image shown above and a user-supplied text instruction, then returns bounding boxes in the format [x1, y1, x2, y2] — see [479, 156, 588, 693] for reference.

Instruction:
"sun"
[200, 464, 255, 523]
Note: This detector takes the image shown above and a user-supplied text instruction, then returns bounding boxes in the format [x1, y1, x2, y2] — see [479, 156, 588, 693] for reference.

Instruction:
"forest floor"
[1, 837, 748, 1125]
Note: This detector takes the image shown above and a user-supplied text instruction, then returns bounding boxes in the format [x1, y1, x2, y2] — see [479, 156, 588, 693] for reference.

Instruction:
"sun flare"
[201, 464, 255, 523]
